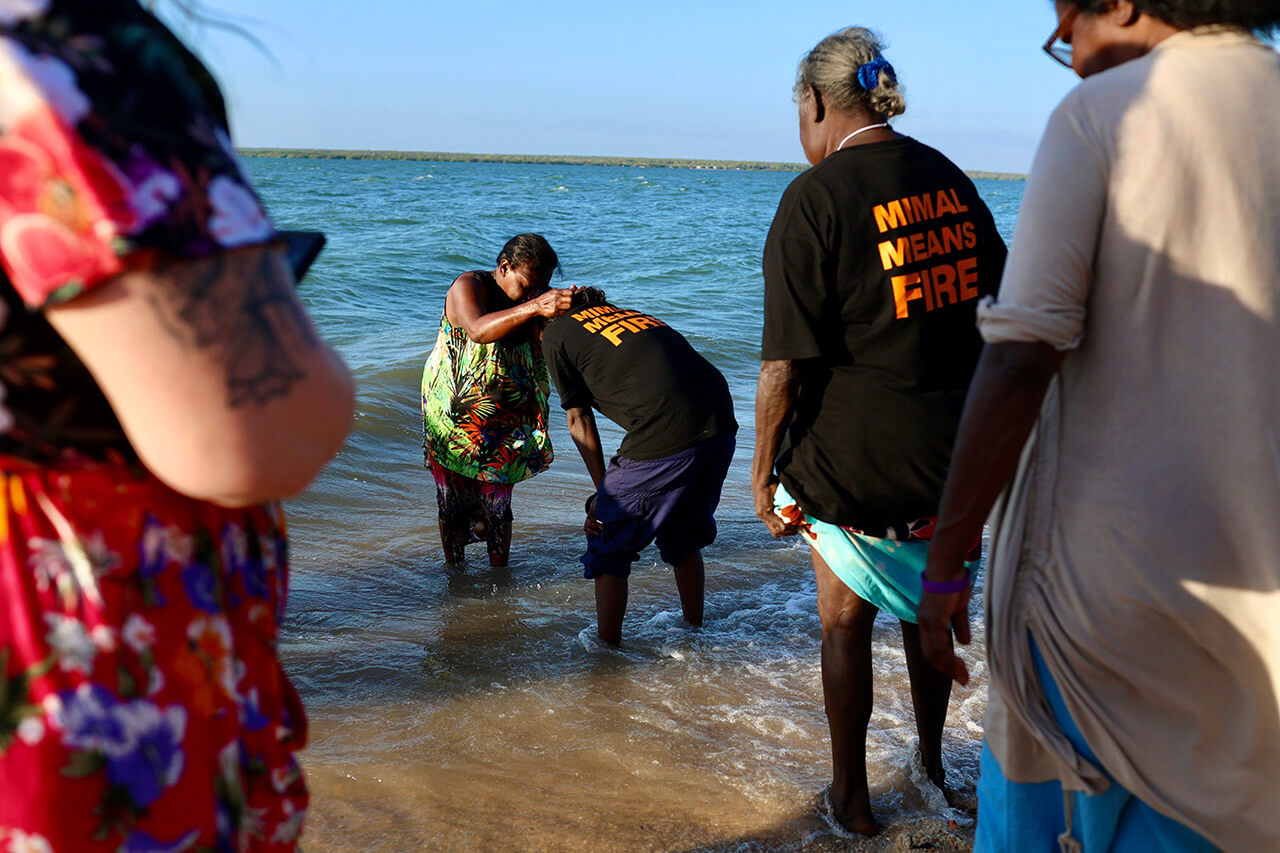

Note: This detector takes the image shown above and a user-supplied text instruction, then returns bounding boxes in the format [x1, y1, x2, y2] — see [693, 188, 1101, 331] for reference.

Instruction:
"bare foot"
[828, 786, 881, 837]
[920, 756, 970, 812]
[941, 782, 978, 816]
[836, 810, 881, 837]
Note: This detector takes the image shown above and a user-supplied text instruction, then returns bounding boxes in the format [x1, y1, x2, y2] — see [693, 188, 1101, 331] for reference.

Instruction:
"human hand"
[917, 573, 972, 685]
[584, 493, 603, 537]
[753, 477, 797, 537]
[531, 286, 576, 319]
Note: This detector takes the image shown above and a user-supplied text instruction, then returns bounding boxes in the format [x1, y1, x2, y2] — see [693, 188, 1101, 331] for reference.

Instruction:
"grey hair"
[793, 27, 906, 119]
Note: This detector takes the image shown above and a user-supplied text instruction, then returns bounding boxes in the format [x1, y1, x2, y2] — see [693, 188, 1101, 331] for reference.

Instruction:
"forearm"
[926, 341, 1064, 578]
[751, 360, 797, 490]
[460, 302, 540, 343]
[566, 407, 606, 487]
[48, 245, 355, 506]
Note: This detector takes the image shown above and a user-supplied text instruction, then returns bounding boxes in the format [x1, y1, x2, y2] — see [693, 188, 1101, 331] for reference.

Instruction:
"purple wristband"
[920, 569, 971, 595]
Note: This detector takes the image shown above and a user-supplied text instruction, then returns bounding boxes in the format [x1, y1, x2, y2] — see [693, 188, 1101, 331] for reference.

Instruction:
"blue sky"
[164, 1, 1079, 174]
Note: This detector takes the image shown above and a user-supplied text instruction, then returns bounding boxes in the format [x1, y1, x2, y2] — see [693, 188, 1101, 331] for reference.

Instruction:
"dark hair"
[497, 233, 561, 279]
[1065, 0, 1280, 33]
[146, 1, 276, 61]
[570, 287, 608, 309]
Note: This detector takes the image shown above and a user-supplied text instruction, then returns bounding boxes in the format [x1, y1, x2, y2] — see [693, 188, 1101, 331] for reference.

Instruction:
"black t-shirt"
[762, 136, 1007, 529]
[542, 302, 737, 460]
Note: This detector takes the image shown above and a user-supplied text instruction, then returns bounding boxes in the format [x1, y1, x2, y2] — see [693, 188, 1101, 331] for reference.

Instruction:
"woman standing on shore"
[0, 2, 355, 849]
[421, 234, 573, 567]
[752, 27, 1005, 834]
[919, 2, 1280, 849]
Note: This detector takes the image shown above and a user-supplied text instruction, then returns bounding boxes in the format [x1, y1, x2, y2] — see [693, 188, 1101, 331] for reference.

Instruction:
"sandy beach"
[247, 156, 1016, 852]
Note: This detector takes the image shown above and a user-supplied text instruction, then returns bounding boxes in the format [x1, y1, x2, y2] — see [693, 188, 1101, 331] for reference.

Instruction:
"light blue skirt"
[975, 637, 1214, 852]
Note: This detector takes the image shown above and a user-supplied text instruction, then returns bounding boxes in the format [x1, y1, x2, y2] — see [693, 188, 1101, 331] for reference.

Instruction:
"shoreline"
[236, 146, 1025, 181]
[252, 153, 1007, 852]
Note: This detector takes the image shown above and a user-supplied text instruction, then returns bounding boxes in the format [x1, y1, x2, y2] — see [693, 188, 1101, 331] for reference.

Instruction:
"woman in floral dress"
[421, 234, 573, 567]
[0, 2, 355, 851]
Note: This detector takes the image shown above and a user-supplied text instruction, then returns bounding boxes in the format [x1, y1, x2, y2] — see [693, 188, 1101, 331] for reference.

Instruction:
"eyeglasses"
[1042, 7, 1078, 69]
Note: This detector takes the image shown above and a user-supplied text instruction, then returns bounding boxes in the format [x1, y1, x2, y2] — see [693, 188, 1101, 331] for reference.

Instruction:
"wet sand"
[301, 761, 976, 852]
[247, 157, 1022, 853]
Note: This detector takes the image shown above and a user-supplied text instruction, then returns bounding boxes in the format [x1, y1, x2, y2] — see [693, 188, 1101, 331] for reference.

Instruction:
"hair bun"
[857, 57, 894, 91]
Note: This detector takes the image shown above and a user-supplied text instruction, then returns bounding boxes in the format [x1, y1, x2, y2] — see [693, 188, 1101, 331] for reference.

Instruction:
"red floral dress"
[0, 4, 307, 851]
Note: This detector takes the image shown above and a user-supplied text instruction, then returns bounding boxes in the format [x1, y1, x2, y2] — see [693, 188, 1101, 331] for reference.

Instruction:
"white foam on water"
[241, 157, 1023, 848]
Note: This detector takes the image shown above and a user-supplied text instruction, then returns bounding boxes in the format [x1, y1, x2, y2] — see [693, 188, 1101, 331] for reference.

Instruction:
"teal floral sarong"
[773, 483, 978, 623]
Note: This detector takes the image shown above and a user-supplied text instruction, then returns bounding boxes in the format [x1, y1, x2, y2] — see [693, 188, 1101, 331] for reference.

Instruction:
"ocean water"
[244, 156, 1025, 852]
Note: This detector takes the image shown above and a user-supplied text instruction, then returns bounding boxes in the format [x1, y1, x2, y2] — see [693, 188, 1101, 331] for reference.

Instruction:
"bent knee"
[821, 601, 877, 639]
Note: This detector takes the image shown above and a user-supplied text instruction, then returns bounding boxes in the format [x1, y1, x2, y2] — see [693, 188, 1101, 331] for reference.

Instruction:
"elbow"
[757, 359, 798, 409]
[141, 456, 317, 509]
[759, 359, 797, 386]
[171, 412, 353, 507]
[175, 466, 324, 509]
[564, 410, 586, 438]
[980, 341, 1064, 395]
[565, 407, 596, 443]
[140, 361, 357, 507]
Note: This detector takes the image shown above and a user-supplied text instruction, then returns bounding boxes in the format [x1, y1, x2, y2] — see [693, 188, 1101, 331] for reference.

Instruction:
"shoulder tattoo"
[148, 248, 319, 408]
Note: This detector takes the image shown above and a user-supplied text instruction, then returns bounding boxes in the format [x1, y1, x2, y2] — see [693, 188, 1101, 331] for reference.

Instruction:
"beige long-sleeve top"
[978, 28, 1280, 851]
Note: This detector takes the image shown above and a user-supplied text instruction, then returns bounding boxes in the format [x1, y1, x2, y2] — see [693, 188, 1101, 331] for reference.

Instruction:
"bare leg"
[486, 523, 511, 568]
[484, 494, 513, 568]
[671, 550, 704, 628]
[595, 573, 628, 646]
[900, 619, 951, 790]
[435, 495, 466, 565]
[813, 549, 881, 836]
[428, 454, 468, 566]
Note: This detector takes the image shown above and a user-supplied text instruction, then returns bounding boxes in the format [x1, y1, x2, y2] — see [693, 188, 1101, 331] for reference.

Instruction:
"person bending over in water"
[421, 234, 574, 567]
[542, 287, 736, 645]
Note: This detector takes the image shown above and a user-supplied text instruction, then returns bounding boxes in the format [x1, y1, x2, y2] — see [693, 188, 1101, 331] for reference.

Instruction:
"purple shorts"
[582, 432, 736, 579]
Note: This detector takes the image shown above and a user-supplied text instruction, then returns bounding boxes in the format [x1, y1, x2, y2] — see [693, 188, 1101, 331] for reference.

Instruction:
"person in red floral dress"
[0, 2, 355, 851]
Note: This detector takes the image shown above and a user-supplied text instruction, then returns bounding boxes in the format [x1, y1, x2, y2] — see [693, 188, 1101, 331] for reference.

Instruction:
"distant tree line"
[236, 147, 805, 172]
[236, 147, 1025, 180]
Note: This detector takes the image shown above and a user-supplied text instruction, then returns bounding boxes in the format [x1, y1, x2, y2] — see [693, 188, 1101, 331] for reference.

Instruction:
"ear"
[1109, 0, 1140, 26]
[809, 85, 826, 122]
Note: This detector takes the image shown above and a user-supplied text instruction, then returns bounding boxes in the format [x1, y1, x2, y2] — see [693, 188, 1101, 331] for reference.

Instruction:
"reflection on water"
[445, 565, 518, 600]
[250, 157, 1023, 851]
[284, 507, 988, 851]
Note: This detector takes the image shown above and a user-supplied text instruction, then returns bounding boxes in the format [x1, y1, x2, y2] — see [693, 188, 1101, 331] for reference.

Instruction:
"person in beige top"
[916, 1, 1280, 851]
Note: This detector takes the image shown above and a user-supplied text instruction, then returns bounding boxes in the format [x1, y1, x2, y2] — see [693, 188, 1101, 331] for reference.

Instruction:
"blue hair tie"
[857, 57, 894, 91]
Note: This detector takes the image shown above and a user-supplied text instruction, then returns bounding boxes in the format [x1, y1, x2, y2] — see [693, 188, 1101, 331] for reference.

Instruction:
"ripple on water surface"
[245, 156, 1023, 851]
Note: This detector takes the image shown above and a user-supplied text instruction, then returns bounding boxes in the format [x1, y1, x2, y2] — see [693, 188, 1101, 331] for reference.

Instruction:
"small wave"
[412, 175, 434, 180]
[435, 253, 479, 267]
[576, 626, 625, 656]
[553, 186, 568, 192]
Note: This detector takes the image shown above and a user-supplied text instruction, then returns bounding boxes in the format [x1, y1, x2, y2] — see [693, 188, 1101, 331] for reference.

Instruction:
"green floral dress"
[421, 283, 554, 484]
